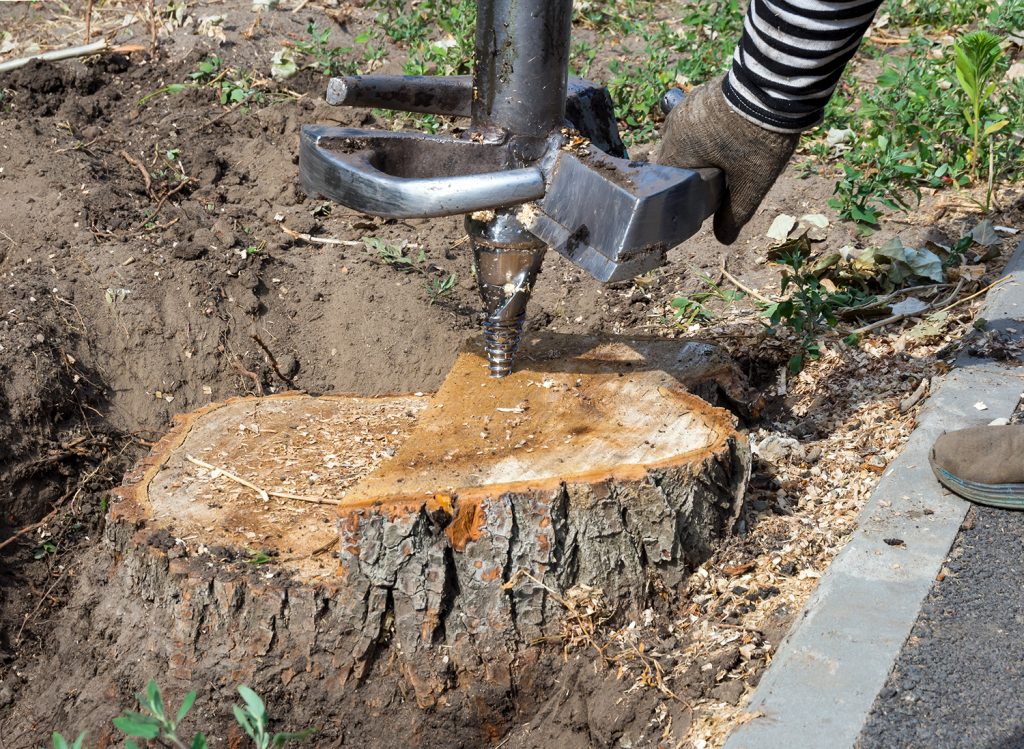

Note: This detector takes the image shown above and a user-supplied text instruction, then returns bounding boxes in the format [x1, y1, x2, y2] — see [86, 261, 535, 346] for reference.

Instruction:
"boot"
[930, 424, 1024, 508]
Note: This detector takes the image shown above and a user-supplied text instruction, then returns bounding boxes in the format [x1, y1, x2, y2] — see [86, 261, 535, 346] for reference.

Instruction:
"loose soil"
[1, 2, 1022, 748]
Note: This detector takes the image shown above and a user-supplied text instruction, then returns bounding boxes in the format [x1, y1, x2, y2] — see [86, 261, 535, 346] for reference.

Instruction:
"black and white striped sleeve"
[723, 0, 884, 133]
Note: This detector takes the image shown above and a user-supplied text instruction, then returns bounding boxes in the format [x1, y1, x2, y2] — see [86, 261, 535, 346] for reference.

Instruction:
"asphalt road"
[858, 497, 1024, 749]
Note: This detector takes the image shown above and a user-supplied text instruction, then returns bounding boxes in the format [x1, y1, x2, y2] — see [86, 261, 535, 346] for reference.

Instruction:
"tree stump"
[103, 334, 750, 737]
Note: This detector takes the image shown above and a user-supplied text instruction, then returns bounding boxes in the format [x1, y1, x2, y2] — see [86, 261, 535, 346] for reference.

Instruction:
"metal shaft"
[472, 0, 573, 144]
[470, 0, 572, 376]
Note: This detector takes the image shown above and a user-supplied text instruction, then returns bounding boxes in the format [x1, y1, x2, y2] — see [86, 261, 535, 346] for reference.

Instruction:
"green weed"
[52, 681, 313, 749]
[32, 541, 57, 560]
[428, 273, 457, 304]
[762, 251, 871, 372]
[365, 237, 420, 270]
[953, 30, 1009, 180]
[364, 237, 458, 301]
[138, 56, 263, 108]
[234, 686, 315, 749]
[828, 134, 920, 228]
[606, 1, 742, 144]
[293, 23, 383, 76]
[816, 24, 1021, 229]
[881, 0, 994, 29]
[50, 734, 85, 749]
[670, 276, 744, 326]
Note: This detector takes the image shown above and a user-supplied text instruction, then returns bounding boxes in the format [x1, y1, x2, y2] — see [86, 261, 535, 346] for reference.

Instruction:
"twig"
[120, 149, 154, 199]
[268, 491, 340, 506]
[281, 535, 341, 563]
[14, 568, 70, 646]
[198, 99, 251, 131]
[84, 0, 93, 43]
[934, 276, 1008, 314]
[251, 333, 296, 388]
[184, 455, 340, 505]
[899, 377, 930, 413]
[720, 264, 772, 304]
[868, 34, 909, 44]
[147, 0, 157, 58]
[851, 275, 1003, 338]
[280, 224, 364, 247]
[131, 176, 193, 232]
[0, 41, 146, 74]
[230, 356, 265, 396]
[185, 455, 270, 501]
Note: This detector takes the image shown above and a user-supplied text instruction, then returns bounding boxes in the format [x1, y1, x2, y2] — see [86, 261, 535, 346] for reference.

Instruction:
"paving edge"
[724, 239, 1024, 749]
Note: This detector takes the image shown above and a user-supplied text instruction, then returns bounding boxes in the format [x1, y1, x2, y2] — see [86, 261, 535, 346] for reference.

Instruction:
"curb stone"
[724, 240, 1024, 749]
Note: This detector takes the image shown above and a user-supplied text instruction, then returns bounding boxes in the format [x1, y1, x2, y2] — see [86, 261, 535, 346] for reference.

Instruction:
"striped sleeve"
[723, 0, 884, 133]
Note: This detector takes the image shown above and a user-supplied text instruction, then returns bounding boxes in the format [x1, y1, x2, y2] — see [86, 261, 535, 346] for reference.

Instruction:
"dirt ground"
[1, 1, 1022, 747]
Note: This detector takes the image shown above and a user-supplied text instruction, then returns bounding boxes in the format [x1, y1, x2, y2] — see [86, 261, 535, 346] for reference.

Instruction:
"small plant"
[428, 272, 457, 303]
[363, 237, 458, 303]
[138, 56, 262, 108]
[188, 56, 223, 83]
[365, 237, 420, 270]
[953, 30, 1009, 180]
[233, 686, 314, 748]
[762, 252, 869, 372]
[295, 23, 351, 75]
[33, 541, 58, 559]
[669, 276, 744, 326]
[828, 134, 920, 229]
[51, 733, 85, 749]
[52, 681, 313, 748]
[246, 549, 274, 564]
[113, 680, 204, 748]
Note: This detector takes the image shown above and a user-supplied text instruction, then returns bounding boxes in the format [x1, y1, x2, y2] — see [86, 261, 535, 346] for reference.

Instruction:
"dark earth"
[2, 2, 1021, 747]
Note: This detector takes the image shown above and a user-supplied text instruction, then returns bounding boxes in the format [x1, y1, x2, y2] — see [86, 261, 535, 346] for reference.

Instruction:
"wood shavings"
[185, 454, 340, 505]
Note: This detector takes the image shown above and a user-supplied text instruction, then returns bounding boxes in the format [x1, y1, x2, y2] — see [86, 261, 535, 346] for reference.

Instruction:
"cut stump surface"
[108, 334, 751, 731]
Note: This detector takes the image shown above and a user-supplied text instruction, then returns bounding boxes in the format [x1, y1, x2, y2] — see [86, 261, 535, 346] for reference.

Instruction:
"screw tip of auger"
[487, 362, 514, 378]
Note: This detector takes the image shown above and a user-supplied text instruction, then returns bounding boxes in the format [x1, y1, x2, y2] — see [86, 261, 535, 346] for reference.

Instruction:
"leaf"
[766, 213, 797, 242]
[145, 680, 165, 719]
[192, 733, 209, 749]
[51, 733, 69, 749]
[983, 119, 1009, 136]
[766, 234, 813, 262]
[176, 691, 198, 724]
[233, 705, 256, 739]
[238, 686, 266, 721]
[906, 311, 949, 340]
[270, 47, 299, 81]
[875, 238, 945, 283]
[877, 67, 901, 87]
[810, 253, 841, 277]
[112, 714, 161, 740]
[971, 219, 1000, 246]
[891, 297, 930, 316]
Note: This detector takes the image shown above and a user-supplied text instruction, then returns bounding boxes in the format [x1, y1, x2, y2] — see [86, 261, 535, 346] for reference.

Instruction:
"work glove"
[655, 74, 801, 245]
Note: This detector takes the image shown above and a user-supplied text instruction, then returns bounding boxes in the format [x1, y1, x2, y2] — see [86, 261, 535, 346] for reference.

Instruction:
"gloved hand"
[655, 75, 801, 245]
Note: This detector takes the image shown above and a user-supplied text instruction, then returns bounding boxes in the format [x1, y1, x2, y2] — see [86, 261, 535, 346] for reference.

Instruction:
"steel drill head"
[472, 244, 545, 378]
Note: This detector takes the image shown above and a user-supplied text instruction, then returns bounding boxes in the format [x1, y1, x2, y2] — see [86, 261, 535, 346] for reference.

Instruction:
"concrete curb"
[724, 240, 1024, 749]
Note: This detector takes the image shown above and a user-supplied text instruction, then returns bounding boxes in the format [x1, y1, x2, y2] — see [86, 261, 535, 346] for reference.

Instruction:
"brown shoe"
[930, 425, 1024, 508]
